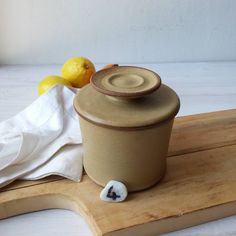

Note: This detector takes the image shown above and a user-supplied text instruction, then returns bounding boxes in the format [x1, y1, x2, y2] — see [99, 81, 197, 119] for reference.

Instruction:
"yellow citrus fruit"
[37, 75, 72, 95]
[61, 57, 96, 88]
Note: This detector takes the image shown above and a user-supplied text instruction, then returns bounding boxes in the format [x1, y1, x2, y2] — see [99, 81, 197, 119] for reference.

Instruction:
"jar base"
[85, 167, 166, 193]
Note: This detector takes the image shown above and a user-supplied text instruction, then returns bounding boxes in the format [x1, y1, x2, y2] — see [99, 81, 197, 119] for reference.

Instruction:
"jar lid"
[74, 66, 180, 129]
[91, 66, 161, 98]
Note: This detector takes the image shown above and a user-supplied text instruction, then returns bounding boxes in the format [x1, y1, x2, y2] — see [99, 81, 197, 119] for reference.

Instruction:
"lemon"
[61, 57, 96, 88]
[37, 75, 72, 95]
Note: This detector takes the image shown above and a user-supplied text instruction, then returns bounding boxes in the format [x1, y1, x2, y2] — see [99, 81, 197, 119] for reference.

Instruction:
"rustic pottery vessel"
[74, 66, 180, 191]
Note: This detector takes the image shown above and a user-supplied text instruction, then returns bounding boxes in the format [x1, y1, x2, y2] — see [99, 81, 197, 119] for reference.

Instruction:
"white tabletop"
[0, 62, 236, 235]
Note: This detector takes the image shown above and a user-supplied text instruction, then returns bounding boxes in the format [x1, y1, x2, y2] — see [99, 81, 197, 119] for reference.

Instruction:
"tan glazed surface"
[80, 118, 173, 191]
[74, 66, 180, 191]
[91, 66, 161, 98]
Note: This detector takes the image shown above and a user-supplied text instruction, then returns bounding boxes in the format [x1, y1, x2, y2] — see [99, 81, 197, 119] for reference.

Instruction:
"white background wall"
[0, 0, 236, 64]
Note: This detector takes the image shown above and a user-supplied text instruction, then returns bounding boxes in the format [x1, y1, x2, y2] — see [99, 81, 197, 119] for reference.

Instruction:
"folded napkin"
[0, 85, 83, 188]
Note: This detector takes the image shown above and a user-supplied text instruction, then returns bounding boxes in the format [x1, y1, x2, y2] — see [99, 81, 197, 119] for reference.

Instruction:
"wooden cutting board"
[1, 109, 236, 236]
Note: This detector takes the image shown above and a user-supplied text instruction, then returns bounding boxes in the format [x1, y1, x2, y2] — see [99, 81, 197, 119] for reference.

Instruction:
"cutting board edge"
[1, 109, 236, 236]
[0, 191, 103, 236]
[1, 192, 236, 236]
[103, 200, 236, 236]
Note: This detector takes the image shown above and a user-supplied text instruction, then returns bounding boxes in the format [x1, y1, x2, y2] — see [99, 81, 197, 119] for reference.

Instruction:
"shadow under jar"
[74, 66, 180, 192]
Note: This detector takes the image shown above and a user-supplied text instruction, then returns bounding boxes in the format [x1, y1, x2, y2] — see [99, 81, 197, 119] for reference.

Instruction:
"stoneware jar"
[74, 66, 180, 191]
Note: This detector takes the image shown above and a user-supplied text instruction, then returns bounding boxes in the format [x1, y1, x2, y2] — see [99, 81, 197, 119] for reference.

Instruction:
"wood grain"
[169, 109, 236, 156]
[1, 109, 236, 236]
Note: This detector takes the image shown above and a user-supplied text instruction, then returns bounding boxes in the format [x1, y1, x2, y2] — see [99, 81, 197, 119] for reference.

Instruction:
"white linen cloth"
[0, 85, 83, 188]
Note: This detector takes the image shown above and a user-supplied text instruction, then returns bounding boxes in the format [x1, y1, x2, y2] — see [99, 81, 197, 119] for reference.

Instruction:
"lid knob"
[91, 66, 161, 99]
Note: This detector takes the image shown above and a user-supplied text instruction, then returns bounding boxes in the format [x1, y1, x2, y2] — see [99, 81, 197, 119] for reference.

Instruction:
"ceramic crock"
[74, 66, 180, 191]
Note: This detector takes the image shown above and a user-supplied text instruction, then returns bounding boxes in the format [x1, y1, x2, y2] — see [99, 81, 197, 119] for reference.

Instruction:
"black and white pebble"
[100, 180, 128, 202]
